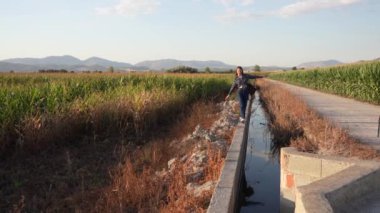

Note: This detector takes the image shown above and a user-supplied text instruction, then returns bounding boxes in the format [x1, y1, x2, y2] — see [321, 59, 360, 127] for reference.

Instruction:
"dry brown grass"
[95, 160, 165, 212]
[17, 112, 86, 154]
[159, 145, 223, 213]
[0, 100, 231, 212]
[94, 101, 228, 212]
[257, 79, 380, 160]
[6, 93, 186, 158]
[170, 102, 220, 138]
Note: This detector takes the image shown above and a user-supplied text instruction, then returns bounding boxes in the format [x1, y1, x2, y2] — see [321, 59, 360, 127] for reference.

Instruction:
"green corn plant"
[269, 61, 380, 105]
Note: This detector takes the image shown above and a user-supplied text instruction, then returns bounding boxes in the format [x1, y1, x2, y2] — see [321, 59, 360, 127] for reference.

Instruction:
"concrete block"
[280, 147, 380, 213]
[294, 174, 320, 187]
[225, 151, 239, 161]
[321, 159, 351, 178]
[281, 188, 296, 202]
[288, 154, 322, 178]
[295, 192, 333, 213]
[281, 150, 290, 168]
[326, 167, 380, 212]
[208, 187, 233, 213]
[281, 168, 292, 189]
[217, 161, 238, 188]
[228, 126, 244, 152]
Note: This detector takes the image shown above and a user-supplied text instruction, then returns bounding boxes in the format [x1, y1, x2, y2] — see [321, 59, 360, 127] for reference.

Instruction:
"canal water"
[241, 92, 280, 213]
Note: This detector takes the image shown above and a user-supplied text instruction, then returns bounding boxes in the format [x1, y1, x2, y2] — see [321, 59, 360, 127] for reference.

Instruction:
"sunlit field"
[0, 72, 239, 211]
[269, 61, 380, 105]
[0, 72, 232, 156]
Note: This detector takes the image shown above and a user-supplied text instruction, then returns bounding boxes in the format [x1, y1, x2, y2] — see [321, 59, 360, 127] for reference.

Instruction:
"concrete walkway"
[267, 79, 380, 150]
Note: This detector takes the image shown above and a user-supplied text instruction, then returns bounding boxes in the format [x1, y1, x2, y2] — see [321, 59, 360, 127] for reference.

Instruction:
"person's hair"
[235, 66, 244, 77]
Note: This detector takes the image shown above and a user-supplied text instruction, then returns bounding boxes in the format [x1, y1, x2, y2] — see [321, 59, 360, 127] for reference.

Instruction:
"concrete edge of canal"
[207, 97, 254, 213]
[208, 89, 380, 213]
[281, 147, 380, 213]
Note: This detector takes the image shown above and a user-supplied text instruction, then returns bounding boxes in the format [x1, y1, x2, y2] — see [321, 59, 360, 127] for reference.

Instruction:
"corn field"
[269, 61, 380, 105]
[0, 73, 232, 155]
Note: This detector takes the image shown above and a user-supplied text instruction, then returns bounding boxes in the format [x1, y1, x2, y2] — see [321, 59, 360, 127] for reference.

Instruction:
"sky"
[1, 0, 380, 67]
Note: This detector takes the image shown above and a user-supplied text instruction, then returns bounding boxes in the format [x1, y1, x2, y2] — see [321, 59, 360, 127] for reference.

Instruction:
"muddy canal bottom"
[241, 92, 280, 213]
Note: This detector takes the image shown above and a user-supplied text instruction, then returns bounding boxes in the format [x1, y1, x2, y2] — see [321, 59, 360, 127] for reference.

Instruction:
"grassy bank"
[1, 72, 237, 211]
[257, 79, 379, 159]
[0, 73, 232, 156]
[1, 100, 230, 212]
[268, 61, 380, 105]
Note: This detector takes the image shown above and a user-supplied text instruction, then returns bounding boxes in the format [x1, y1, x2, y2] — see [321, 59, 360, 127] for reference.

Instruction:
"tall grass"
[269, 61, 380, 104]
[0, 73, 232, 156]
[258, 79, 379, 159]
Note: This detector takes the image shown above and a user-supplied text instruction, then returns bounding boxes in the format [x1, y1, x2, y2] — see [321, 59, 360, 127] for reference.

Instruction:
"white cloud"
[96, 0, 160, 16]
[215, 0, 255, 7]
[215, 0, 362, 22]
[213, 0, 256, 22]
[216, 7, 263, 22]
[241, 0, 255, 6]
[278, 0, 361, 17]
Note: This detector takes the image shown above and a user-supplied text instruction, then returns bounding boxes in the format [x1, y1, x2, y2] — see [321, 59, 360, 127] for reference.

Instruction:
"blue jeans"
[238, 88, 249, 119]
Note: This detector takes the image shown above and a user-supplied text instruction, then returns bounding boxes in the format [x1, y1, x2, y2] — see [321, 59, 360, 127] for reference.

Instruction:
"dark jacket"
[227, 74, 262, 96]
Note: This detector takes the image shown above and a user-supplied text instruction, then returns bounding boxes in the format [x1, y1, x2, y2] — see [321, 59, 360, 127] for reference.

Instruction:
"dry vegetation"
[0, 73, 238, 212]
[257, 79, 380, 160]
[1, 99, 232, 212]
[95, 102, 231, 212]
[0, 73, 232, 157]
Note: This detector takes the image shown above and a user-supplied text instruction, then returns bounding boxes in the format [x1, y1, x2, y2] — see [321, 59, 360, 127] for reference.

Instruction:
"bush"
[166, 66, 198, 73]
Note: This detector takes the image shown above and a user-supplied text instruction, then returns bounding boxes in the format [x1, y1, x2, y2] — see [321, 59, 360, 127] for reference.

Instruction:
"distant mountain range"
[0, 55, 139, 72]
[135, 59, 235, 71]
[0, 55, 292, 72]
[1, 55, 377, 72]
[298, 60, 343, 68]
[135, 59, 289, 71]
[0, 56, 240, 72]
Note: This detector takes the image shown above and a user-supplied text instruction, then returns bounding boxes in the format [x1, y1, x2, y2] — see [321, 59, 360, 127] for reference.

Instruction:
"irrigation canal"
[240, 92, 281, 213]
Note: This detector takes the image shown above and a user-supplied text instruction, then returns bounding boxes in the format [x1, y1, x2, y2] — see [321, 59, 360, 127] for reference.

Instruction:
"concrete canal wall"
[281, 147, 380, 213]
[207, 98, 254, 213]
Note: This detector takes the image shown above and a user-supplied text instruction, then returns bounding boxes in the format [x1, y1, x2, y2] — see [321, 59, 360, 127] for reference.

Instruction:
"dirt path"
[266, 79, 380, 150]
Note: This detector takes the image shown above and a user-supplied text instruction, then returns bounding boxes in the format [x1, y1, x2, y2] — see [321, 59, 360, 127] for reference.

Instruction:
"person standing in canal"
[225, 66, 263, 123]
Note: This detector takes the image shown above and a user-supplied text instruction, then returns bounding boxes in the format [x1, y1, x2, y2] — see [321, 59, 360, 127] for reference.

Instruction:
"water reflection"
[240, 92, 286, 213]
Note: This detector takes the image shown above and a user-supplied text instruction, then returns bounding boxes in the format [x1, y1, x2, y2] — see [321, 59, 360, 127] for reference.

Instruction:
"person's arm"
[225, 80, 237, 101]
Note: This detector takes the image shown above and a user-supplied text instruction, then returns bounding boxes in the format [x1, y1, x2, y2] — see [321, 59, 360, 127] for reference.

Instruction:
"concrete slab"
[281, 147, 380, 212]
[357, 191, 380, 213]
[287, 154, 322, 177]
[321, 158, 351, 178]
[267, 79, 380, 150]
[208, 187, 233, 213]
[217, 162, 239, 188]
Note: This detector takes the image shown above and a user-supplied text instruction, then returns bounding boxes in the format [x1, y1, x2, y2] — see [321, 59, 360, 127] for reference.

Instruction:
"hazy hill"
[2, 55, 367, 72]
[298, 60, 343, 68]
[245, 65, 290, 71]
[83, 57, 134, 68]
[3, 55, 82, 66]
[0, 62, 40, 72]
[135, 59, 236, 71]
[0, 55, 139, 72]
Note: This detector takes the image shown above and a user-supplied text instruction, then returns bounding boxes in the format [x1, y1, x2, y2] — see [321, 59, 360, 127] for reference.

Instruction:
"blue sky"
[1, 0, 379, 66]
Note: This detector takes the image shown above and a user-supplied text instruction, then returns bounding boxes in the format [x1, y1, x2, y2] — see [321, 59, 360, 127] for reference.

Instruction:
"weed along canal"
[241, 92, 280, 213]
